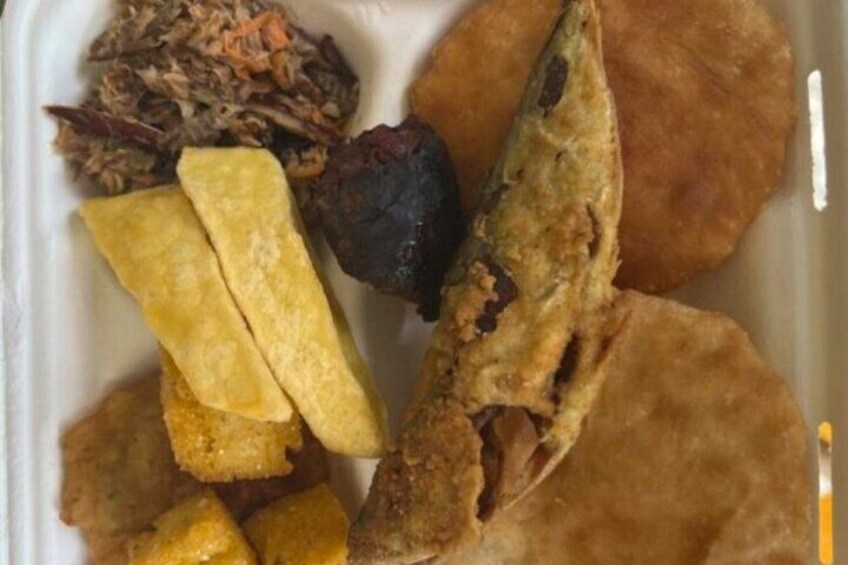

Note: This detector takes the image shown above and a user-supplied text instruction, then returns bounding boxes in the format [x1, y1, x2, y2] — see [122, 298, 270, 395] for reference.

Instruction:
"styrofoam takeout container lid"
[2, 0, 846, 562]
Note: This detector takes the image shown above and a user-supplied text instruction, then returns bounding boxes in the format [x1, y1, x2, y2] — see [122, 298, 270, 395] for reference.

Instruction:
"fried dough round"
[410, 0, 561, 213]
[411, 0, 796, 293]
[440, 291, 811, 564]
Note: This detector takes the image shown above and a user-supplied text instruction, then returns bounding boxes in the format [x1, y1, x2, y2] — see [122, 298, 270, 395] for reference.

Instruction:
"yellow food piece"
[244, 484, 349, 565]
[79, 187, 292, 423]
[178, 148, 388, 457]
[128, 490, 256, 565]
[160, 349, 302, 482]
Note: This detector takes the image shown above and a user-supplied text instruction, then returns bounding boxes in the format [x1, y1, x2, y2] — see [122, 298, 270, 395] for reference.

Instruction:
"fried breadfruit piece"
[160, 349, 302, 482]
[127, 490, 256, 565]
[441, 291, 811, 564]
[79, 187, 293, 423]
[244, 484, 350, 565]
[313, 117, 466, 321]
[215, 428, 331, 522]
[349, 0, 623, 561]
[412, 0, 796, 294]
[61, 376, 330, 564]
[178, 148, 389, 458]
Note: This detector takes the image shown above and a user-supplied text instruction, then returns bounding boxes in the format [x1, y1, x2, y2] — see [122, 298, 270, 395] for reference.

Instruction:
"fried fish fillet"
[349, 0, 622, 561]
[441, 291, 811, 564]
[412, 0, 796, 294]
[61, 377, 200, 565]
[61, 376, 329, 564]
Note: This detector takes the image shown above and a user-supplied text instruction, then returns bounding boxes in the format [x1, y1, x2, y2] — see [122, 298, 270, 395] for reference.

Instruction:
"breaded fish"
[349, 0, 623, 561]
[61, 376, 329, 564]
[440, 292, 811, 564]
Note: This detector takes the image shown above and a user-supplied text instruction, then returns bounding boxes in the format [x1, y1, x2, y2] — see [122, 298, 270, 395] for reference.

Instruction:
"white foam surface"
[3, 0, 847, 562]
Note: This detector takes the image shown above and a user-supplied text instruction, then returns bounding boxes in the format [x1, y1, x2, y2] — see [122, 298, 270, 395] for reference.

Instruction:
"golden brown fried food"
[243, 484, 350, 565]
[601, 0, 795, 292]
[410, 0, 560, 213]
[178, 148, 389, 458]
[350, 0, 622, 561]
[412, 0, 796, 294]
[161, 349, 302, 482]
[127, 490, 256, 565]
[79, 187, 293, 422]
[61, 376, 330, 564]
[60, 377, 201, 565]
[441, 291, 811, 564]
[215, 429, 331, 522]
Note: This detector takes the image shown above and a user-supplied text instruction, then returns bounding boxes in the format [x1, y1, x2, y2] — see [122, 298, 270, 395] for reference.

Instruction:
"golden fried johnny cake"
[412, 0, 796, 294]
[441, 291, 811, 564]
[127, 490, 256, 565]
[350, 0, 623, 560]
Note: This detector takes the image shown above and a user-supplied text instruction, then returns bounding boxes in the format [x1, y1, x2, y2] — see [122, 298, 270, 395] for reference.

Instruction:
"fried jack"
[442, 292, 811, 564]
[412, 0, 796, 294]
[350, 0, 623, 561]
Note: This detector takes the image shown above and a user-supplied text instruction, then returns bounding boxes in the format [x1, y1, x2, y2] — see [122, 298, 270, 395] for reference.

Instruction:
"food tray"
[2, 0, 846, 562]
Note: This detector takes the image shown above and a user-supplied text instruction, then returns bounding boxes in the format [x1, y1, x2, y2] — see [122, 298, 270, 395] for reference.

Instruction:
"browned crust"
[350, 0, 623, 561]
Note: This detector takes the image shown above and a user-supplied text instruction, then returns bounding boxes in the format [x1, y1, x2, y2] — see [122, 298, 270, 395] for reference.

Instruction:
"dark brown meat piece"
[313, 117, 466, 320]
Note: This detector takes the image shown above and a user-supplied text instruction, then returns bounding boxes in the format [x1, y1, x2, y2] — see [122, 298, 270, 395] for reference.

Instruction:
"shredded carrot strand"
[262, 13, 290, 51]
[231, 12, 274, 38]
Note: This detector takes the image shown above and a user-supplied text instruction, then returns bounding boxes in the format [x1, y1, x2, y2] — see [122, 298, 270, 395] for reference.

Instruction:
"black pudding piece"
[314, 117, 466, 321]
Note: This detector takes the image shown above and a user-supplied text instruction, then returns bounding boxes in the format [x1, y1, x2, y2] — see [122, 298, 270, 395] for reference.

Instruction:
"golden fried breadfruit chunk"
[61, 376, 330, 564]
[441, 292, 811, 564]
[178, 148, 388, 458]
[244, 484, 350, 565]
[79, 188, 292, 423]
[412, 0, 796, 294]
[127, 490, 256, 565]
[160, 349, 302, 482]
[350, 0, 623, 561]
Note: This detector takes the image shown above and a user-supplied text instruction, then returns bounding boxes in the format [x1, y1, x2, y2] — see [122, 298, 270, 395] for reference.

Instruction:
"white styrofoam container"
[2, 0, 845, 562]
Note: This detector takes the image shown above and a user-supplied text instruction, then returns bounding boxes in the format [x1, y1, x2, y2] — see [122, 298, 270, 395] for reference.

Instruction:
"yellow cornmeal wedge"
[244, 484, 349, 565]
[80, 187, 292, 423]
[160, 349, 302, 482]
[128, 490, 256, 565]
[178, 148, 388, 457]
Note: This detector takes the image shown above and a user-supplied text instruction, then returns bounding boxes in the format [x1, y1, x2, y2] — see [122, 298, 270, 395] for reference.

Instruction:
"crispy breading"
[60, 377, 201, 565]
[61, 376, 330, 564]
[350, 1, 622, 561]
[440, 292, 811, 564]
[244, 484, 349, 565]
[412, 0, 796, 294]
[127, 490, 255, 565]
[215, 428, 331, 522]
[160, 349, 302, 482]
